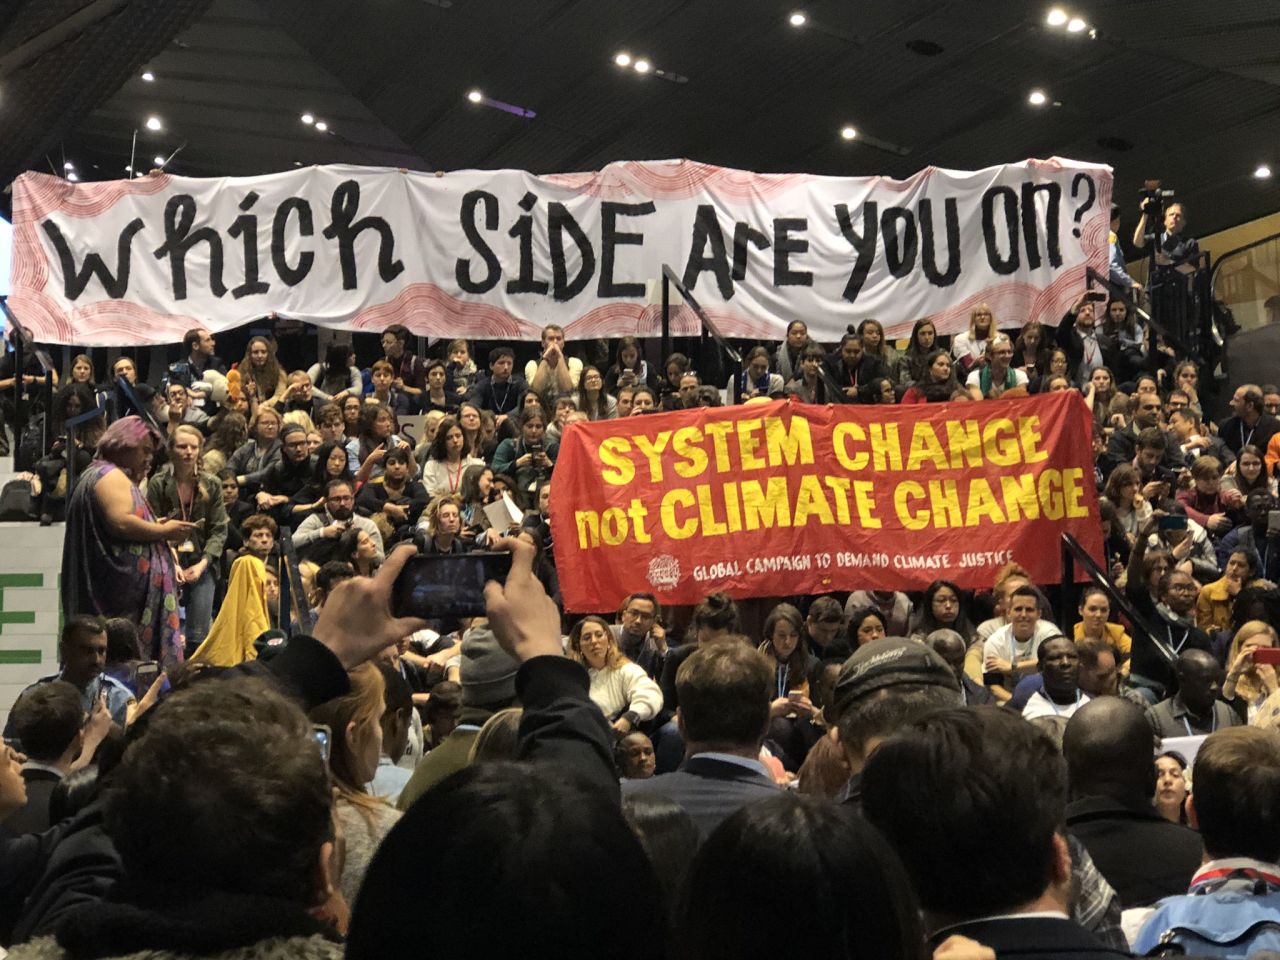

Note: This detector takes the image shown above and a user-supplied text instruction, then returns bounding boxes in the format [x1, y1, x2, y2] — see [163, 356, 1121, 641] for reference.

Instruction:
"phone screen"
[391, 552, 513, 619]
[1268, 510, 1280, 535]
[1158, 515, 1189, 531]
[134, 661, 160, 690]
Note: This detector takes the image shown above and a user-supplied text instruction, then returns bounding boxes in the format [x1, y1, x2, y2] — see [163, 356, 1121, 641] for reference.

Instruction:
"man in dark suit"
[4, 681, 104, 836]
[1063, 697, 1203, 907]
[623, 641, 778, 836]
[863, 708, 1130, 959]
[1056, 295, 1121, 387]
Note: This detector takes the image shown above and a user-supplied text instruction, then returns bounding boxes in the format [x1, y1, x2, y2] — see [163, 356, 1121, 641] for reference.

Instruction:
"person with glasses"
[254, 424, 316, 524]
[291, 478, 385, 566]
[966, 335, 1028, 400]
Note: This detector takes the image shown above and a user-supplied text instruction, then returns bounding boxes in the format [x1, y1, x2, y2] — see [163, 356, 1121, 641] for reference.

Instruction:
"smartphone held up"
[391, 551, 513, 620]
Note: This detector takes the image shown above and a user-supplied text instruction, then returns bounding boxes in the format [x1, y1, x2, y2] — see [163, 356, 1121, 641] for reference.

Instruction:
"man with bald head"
[927, 629, 993, 706]
[1146, 650, 1241, 739]
[1064, 697, 1203, 906]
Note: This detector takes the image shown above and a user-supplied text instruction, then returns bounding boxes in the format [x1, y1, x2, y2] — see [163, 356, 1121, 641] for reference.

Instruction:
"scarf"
[979, 365, 1017, 397]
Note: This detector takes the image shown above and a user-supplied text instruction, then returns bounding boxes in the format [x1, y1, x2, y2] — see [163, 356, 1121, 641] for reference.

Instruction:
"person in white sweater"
[567, 616, 664, 736]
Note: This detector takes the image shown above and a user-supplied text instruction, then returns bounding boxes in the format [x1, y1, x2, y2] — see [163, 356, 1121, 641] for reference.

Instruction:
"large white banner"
[7, 157, 1111, 346]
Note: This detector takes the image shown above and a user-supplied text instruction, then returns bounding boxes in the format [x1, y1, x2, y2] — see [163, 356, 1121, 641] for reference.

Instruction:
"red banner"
[549, 392, 1103, 612]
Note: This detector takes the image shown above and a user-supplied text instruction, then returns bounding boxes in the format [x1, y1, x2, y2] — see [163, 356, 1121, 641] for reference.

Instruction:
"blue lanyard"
[1183, 709, 1217, 737]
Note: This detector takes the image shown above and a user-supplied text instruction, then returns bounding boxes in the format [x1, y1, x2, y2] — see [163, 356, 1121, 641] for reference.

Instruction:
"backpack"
[1139, 890, 1280, 958]
[0, 477, 38, 521]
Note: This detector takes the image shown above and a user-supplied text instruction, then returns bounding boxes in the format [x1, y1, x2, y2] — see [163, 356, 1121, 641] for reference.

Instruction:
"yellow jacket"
[1196, 577, 1237, 634]
[1073, 621, 1132, 676]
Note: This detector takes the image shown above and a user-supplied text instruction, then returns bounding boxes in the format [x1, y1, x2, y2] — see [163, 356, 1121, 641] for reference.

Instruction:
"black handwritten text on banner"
[8, 158, 1111, 346]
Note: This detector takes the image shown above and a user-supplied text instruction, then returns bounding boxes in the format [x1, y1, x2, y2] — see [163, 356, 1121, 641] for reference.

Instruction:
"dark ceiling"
[2, 0, 1279, 244]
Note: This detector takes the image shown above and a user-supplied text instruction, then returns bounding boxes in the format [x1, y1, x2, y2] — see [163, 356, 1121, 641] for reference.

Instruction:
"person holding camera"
[1133, 193, 1200, 339]
[491, 406, 557, 495]
[1057, 294, 1121, 387]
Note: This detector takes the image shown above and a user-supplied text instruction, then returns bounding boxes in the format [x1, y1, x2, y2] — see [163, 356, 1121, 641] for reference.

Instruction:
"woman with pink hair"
[61, 416, 198, 668]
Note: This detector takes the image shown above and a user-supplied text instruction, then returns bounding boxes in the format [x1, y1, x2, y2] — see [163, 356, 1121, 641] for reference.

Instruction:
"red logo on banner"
[549, 392, 1102, 612]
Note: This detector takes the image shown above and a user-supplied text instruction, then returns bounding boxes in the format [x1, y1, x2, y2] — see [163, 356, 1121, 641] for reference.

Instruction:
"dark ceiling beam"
[0, 0, 128, 77]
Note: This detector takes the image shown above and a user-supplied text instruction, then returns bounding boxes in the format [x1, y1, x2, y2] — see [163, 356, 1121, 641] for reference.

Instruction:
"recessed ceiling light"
[1256, 164, 1273, 180]
[840, 125, 857, 140]
[633, 58, 651, 74]
[789, 11, 807, 27]
[124, 164, 132, 173]
[67, 172, 79, 182]
[300, 112, 314, 124]
[466, 89, 483, 103]
[1028, 89, 1048, 106]
[315, 120, 328, 132]
[614, 52, 632, 67]
[153, 155, 166, 167]
[1066, 17, 1086, 32]
[145, 115, 162, 131]
[1045, 8, 1068, 26]
[141, 70, 155, 82]
[63, 161, 74, 171]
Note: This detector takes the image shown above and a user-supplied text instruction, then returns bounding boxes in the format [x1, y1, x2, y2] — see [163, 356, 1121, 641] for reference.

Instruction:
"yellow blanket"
[190, 555, 269, 666]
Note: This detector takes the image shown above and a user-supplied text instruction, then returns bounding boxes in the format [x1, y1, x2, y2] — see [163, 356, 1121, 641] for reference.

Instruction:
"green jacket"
[396, 728, 480, 811]
[145, 469, 229, 566]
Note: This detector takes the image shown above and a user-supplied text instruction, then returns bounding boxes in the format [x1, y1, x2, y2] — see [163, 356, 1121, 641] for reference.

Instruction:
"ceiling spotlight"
[614, 52, 632, 67]
[145, 115, 162, 131]
[1066, 17, 1086, 32]
[840, 125, 858, 140]
[315, 120, 328, 132]
[1045, 8, 1068, 26]
[633, 58, 651, 73]
[789, 11, 807, 26]
[67, 172, 79, 182]
[1256, 164, 1273, 180]
[140, 70, 155, 82]
[300, 112, 314, 124]
[124, 164, 132, 173]
[466, 89, 483, 103]
[1028, 89, 1048, 106]
[153, 155, 166, 167]
[63, 161, 74, 171]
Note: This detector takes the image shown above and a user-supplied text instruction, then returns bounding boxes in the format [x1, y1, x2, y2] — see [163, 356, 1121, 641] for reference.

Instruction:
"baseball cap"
[833, 637, 960, 714]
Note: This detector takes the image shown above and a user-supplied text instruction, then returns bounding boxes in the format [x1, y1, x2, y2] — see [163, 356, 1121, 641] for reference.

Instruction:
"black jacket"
[4, 770, 61, 837]
[1055, 314, 1122, 374]
[930, 916, 1129, 960]
[1065, 795, 1203, 907]
[622, 754, 779, 838]
[822, 353, 888, 404]
[9, 635, 351, 944]
[1217, 412, 1280, 458]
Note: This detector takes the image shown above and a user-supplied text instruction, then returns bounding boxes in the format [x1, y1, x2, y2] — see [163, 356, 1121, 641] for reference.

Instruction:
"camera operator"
[1133, 190, 1200, 340]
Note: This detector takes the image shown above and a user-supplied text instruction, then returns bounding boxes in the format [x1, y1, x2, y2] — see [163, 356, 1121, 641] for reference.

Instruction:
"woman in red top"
[901, 349, 960, 404]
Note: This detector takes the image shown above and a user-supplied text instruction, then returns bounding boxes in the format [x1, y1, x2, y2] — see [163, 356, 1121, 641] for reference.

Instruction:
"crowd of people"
[0, 196, 1279, 956]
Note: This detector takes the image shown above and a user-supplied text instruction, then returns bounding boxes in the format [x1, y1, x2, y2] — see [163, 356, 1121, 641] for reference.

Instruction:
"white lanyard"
[1167, 623, 1191, 654]
[1045, 690, 1082, 716]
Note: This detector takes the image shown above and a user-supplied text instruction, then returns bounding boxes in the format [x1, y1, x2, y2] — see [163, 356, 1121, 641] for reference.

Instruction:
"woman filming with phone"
[491, 407, 557, 495]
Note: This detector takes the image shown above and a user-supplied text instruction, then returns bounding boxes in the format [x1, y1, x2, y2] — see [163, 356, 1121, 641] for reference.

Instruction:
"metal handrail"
[1085, 266, 1197, 360]
[1208, 230, 1280, 292]
[1, 300, 56, 469]
[1058, 531, 1176, 670]
[660, 265, 742, 387]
